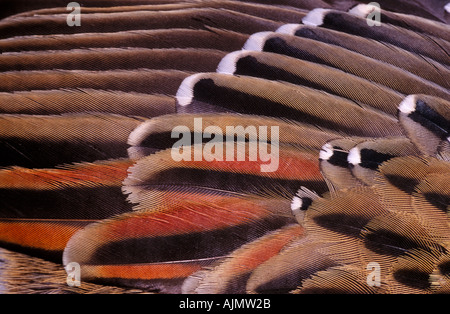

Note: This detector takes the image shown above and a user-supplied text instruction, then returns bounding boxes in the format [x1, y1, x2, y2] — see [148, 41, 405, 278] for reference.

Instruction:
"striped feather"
[0, 0, 448, 295]
[0, 28, 249, 53]
[0, 8, 284, 39]
[276, 24, 450, 89]
[302, 9, 450, 65]
[0, 89, 175, 116]
[0, 113, 142, 168]
[242, 32, 450, 100]
[176, 73, 404, 137]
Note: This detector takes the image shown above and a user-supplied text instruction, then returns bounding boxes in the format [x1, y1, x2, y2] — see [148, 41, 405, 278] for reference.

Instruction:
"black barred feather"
[242, 32, 450, 100]
[0, 0, 448, 294]
[176, 73, 403, 137]
[276, 24, 450, 89]
[302, 9, 450, 66]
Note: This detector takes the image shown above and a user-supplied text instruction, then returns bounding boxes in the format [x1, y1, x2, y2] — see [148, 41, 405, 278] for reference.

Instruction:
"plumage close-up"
[0, 0, 449, 295]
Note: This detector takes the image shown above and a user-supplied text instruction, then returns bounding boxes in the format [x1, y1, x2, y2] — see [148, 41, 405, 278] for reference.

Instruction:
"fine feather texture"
[0, 89, 176, 116]
[126, 113, 340, 159]
[216, 49, 405, 114]
[122, 143, 328, 211]
[6, 0, 308, 23]
[349, 3, 450, 41]
[0, 28, 250, 53]
[62, 195, 296, 293]
[176, 73, 404, 137]
[0, 159, 135, 262]
[0, 69, 191, 94]
[302, 9, 450, 66]
[242, 32, 450, 100]
[182, 224, 304, 294]
[0, 48, 227, 72]
[276, 24, 450, 89]
[0, 113, 143, 168]
[0, 8, 284, 39]
[0, 0, 448, 295]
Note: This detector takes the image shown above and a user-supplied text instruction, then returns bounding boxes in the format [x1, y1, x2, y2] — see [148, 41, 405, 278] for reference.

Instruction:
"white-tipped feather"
[291, 196, 303, 212]
[445, 3, 450, 13]
[276, 23, 302, 35]
[216, 50, 250, 74]
[347, 147, 361, 166]
[398, 95, 417, 114]
[319, 143, 334, 161]
[127, 120, 153, 146]
[302, 8, 330, 26]
[242, 31, 273, 51]
[175, 73, 204, 107]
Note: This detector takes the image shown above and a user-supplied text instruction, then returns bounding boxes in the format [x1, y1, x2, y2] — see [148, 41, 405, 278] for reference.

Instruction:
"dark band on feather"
[319, 11, 450, 65]
[423, 193, 450, 214]
[0, 186, 132, 219]
[288, 26, 450, 89]
[408, 100, 450, 140]
[186, 77, 401, 137]
[139, 167, 327, 199]
[324, 147, 349, 168]
[258, 35, 450, 100]
[363, 228, 444, 257]
[393, 269, 432, 290]
[87, 215, 290, 265]
[0, 138, 131, 169]
[358, 149, 397, 170]
[313, 213, 372, 238]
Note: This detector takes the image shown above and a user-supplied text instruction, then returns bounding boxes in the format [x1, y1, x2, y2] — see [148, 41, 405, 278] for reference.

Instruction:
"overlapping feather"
[0, 0, 448, 294]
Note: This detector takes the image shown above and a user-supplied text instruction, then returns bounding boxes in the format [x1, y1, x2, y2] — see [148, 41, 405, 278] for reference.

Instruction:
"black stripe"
[0, 139, 130, 168]
[393, 269, 431, 290]
[408, 99, 449, 139]
[139, 131, 257, 152]
[363, 229, 444, 257]
[438, 260, 450, 277]
[262, 37, 327, 66]
[313, 213, 370, 238]
[384, 175, 420, 194]
[0, 241, 64, 263]
[359, 148, 395, 170]
[321, 12, 413, 53]
[0, 186, 132, 219]
[147, 167, 328, 198]
[423, 193, 449, 214]
[88, 215, 292, 265]
[191, 78, 367, 136]
[299, 197, 313, 211]
[234, 55, 335, 93]
[325, 147, 349, 168]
